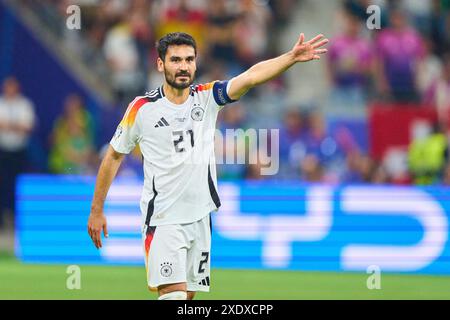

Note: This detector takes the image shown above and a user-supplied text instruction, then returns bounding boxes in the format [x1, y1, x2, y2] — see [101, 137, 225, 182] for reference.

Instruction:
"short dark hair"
[156, 32, 197, 61]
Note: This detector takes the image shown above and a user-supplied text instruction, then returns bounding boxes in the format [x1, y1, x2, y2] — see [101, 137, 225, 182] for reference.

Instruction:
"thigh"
[186, 214, 212, 292]
[144, 224, 189, 290]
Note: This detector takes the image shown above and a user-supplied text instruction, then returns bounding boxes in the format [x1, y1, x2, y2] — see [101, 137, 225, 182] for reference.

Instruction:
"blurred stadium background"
[1, 0, 450, 299]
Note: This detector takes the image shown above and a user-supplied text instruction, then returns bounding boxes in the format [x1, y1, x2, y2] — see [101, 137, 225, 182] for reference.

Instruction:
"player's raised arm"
[88, 145, 125, 249]
[228, 33, 329, 101]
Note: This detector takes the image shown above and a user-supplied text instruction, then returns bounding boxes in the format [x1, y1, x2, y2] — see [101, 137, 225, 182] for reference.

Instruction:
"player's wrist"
[284, 50, 298, 66]
[90, 204, 105, 216]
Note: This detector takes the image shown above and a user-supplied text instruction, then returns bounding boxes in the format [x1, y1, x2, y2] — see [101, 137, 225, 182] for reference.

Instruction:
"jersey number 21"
[172, 130, 194, 153]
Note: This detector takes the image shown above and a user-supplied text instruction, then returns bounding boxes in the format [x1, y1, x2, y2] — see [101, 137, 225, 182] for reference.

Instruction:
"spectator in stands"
[327, 9, 373, 113]
[430, 0, 450, 57]
[375, 8, 425, 103]
[129, 0, 153, 73]
[49, 94, 97, 175]
[154, 0, 207, 56]
[370, 163, 390, 184]
[268, 0, 298, 29]
[0, 77, 36, 229]
[302, 111, 348, 181]
[343, 150, 379, 183]
[103, 13, 145, 105]
[278, 109, 305, 179]
[408, 123, 449, 185]
[206, 0, 240, 72]
[299, 154, 324, 182]
[282, 110, 359, 182]
[424, 53, 450, 125]
[402, 0, 433, 36]
[234, 0, 272, 68]
[417, 39, 443, 99]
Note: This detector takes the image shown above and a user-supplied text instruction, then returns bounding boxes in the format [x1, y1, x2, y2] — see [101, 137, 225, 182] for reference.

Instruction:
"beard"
[164, 69, 195, 90]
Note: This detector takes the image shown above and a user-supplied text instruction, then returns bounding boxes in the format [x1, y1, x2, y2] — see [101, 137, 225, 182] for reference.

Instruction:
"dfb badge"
[191, 106, 204, 121]
[160, 262, 173, 277]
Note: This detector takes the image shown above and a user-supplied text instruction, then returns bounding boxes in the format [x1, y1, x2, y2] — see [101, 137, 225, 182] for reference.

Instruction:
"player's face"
[159, 45, 197, 90]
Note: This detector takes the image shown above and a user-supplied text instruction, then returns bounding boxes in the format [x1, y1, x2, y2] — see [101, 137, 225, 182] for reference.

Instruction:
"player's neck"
[163, 83, 190, 105]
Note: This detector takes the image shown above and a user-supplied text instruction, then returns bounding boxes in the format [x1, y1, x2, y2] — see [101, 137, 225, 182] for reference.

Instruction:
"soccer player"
[87, 32, 328, 300]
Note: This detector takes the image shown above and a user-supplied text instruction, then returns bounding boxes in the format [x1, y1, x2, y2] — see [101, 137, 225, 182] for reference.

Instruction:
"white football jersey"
[110, 80, 236, 228]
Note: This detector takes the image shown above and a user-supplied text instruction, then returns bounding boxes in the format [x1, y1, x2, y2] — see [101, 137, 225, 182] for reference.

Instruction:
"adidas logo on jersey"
[155, 117, 170, 128]
[198, 276, 210, 286]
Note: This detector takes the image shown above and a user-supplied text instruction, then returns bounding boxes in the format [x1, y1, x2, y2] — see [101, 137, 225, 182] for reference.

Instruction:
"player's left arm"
[228, 33, 329, 100]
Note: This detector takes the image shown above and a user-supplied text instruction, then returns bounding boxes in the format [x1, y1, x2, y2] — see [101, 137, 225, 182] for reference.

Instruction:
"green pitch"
[1, 253, 449, 299]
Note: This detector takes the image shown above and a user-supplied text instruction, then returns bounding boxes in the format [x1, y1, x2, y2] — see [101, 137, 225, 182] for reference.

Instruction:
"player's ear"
[157, 57, 164, 73]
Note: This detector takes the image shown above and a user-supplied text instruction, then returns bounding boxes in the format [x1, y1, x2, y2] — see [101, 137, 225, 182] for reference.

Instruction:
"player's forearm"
[229, 51, 297, 99]
[90, 146, 124, 215]
[247, 51, 297, 87]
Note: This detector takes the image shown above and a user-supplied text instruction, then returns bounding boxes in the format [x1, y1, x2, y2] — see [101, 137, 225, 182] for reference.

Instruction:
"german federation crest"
[160, 262, 173, 277]
[191, 106, 204, 121]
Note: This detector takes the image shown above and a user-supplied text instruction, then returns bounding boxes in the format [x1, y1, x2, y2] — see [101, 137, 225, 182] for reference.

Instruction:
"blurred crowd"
[217, 0, 450, 186]
[327, 0, 450, 111]
[21, 0, 296, 105]
[274, 0, 450, 185]
[2, 0, 450, 227]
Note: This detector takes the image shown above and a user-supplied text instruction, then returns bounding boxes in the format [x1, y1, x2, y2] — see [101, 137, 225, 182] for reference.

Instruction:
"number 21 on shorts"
[198, 252, 209, 273]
